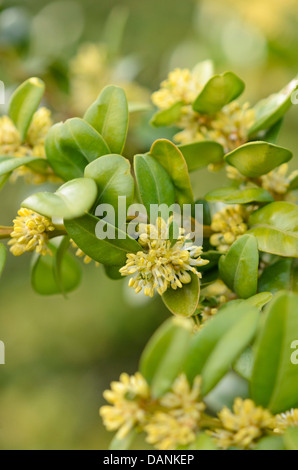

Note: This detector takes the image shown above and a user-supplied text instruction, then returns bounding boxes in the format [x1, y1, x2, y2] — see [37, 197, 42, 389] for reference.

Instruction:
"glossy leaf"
[151, 101, 183, 127]
[0, 155, 47, 177]
[22, 178, 98, 220]
[149, 139, 194, 204]
[178, 141, 224, 172]
[64, 213, 140, 266]
[9, 77, 45, 141]
[162, 272, 200, 317]
[0, 243, 7, 277]
[139, 317, 192, 398]
[259, 259, 298, 294]
[251, 291, 298, 413]
[31, 243, 81, 295]
[206, 186, 273, 204]
[184, 302, 259, 394]
[219, 235, 259, 299]
[249, 202, 298, 232]
[45, 118, 110, 181]
[225, 142, 292, 178]
[248, 78, 298, 137]
[84, 85, 128, 154]
[134, 154, 175, 216]
[193, 71, 245, 114]
[85, 154, 134, 216]
[248, 226, 298, 258]
[104, 265, 123, 280]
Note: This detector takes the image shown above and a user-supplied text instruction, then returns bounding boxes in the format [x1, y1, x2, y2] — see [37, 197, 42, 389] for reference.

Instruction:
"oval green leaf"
[248, 78, 298, 137]
[225, 142, 293, 178]
[9, 77, 45, 141]
[64, 213, 140, 266]
[134, 154, 175, 216]
[206, 186, 274, 204]
[149, 139, 194, 204]
[192, 71, 245, 114]
[162, 272, 200, 317]
[219, 235, 259, 299]
[151, 101, 183, 127]
[84, 85, 128, 154]
[31, 243, 81, 295]
[139, 317, 192, 398]
[22, 178, 98, 220]
[184, 302, 259, 395]
[251, 291, 298, 413]
[178, 141, 224, 172]
[249, 202, 298, 232]
[45, 118, 110, 181]
[85, 154, 134, 217]
[0, 155, 47, 177]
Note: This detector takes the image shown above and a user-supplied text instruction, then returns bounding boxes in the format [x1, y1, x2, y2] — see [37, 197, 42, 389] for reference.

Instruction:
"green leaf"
[0, 243, 7, 277]
[192, 71, 245, 114]
[259, 259, 298, 294]
[255, 435, 285, 451]
[178, 141, 224, 172]
[85, 154, 134, 217]
[260, 119, 283, 144]
[149, 139, 194, 204]
[245, 292, 273, 310]
[0, 155, 47, 177]
[233, 348, 254, 381]
[184, 302, 259, 395]
[64, 213, 140, 266]
[104, 264, 123, 280]
[84, 85, 128, 154]
[219, 235, 259, 299]
[248, 78, 298, 137]
[248, 202, 298, 258]
[284, 427, 298, 451]
[162, 272, 200, 317]
[151, 101, 183, 127]
[134, 154, 175, 216]
[22, 178, 98, 220]
[251, 291, 298, 413]
[248, 225, 298, 258]
[139, 317, 193, 398]
[225, 142, 293, 178]
[9, 77, 45, 141]
[199, 251, 222, 272]
[31, 242, 81, 295]
[249, 202, 298, 232]
[45, 118, 110, 181]
[206, 186, 273, 204]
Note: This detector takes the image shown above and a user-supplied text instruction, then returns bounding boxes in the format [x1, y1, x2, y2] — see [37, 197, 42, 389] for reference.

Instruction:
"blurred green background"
[0, 0, 297, 449]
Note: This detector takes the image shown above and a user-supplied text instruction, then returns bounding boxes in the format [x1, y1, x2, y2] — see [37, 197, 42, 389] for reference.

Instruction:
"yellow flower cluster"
[175, 101, 255, 154]
[145, 375, 205, 450]
[100, 372, 150, 440]
[100, 372, 206, 450]
[8, 208, 55, 256]
[119, 217, 209, 297]
[152, 68, 203, 109]
[274, 409, 298, 434]
[210, 205, 250, 252]
[0, 108, 55, 184]
[261, 164, 298, 198]
[211, 398, 275, 450]
[152, 68, 255, 153]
